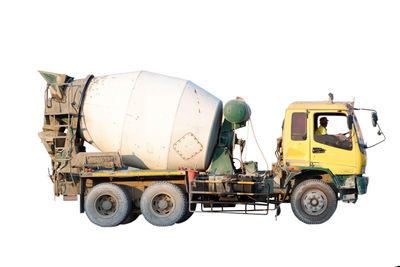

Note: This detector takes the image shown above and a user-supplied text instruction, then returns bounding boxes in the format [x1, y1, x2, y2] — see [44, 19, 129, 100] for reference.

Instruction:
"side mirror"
[347, 115, 353, 130]
[371, 112, 378, 127]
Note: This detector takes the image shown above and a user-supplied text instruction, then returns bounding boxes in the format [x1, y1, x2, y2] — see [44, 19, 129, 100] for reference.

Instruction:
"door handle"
[312, 147, 326, 153]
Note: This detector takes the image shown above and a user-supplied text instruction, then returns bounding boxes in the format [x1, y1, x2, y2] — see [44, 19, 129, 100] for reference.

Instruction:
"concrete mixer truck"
[38, 71, 385, 226]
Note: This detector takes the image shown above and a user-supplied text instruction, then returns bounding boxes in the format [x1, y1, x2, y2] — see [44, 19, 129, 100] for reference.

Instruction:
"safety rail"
[188, 178, 275, 215]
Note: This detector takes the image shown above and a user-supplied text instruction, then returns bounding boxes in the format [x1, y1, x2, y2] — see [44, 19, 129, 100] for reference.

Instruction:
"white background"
[1, 1, 399, 266]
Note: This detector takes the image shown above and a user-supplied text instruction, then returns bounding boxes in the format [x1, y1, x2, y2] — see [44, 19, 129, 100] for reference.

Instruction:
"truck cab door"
[282, 110, 310, 167]
[309, 111, 357, 175]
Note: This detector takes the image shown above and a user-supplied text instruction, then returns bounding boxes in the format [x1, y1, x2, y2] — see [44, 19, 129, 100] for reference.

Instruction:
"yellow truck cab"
[281, 98, 369, 206]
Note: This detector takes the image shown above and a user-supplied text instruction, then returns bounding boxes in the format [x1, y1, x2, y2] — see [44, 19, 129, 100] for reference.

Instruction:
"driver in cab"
[315, 117, 328, 135]
[315, 117, 351, 149]
[315, 117, 346, 137]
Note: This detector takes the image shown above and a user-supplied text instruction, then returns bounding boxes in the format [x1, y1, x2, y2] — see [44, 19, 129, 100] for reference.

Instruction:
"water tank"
[79, 71, 222, 170]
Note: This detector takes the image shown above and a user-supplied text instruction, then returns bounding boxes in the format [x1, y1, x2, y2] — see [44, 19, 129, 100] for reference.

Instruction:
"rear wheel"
[177, 203, 196, 224]
[121, 212, 140, 224]
[85, 183, 132, 227]
[140, 182, 187, 226]
[290, 179, 337, 224]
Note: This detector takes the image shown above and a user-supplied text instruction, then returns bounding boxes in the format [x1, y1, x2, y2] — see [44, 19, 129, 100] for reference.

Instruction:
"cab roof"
[287, 101, 354, 110]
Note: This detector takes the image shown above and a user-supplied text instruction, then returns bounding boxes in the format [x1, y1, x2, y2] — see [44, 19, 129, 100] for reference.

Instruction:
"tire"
[290, 179, 337, 224]
[140, 182, 187, 226]
[85, 183, 132, 227]
[121, 212, 140, 225]
[176, 203, 196, 224]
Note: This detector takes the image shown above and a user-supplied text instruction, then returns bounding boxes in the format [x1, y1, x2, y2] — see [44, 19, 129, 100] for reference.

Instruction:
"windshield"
[352, 111, 366, 153]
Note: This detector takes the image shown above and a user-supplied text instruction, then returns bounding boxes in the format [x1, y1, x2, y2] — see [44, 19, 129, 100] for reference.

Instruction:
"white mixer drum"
[80, 71, 222, 170]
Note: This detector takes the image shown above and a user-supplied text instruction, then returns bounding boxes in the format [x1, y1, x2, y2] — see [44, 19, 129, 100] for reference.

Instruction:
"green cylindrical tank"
[223, 98, 251, 123]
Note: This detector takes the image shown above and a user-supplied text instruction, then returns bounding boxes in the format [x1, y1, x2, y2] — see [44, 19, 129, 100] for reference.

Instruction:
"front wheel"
[290, 179, 337, 224]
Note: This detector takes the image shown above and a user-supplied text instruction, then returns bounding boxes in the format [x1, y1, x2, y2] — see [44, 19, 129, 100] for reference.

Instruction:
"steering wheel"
[342, 131, 351, 140]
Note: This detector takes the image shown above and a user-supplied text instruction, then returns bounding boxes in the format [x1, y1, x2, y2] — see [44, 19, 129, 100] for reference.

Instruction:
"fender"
[283, 167, 341, 189]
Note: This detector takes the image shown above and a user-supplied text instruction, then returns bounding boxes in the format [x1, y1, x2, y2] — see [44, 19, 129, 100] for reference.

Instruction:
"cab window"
[314, 113, 352, 150]
[291, 113, 307, 140]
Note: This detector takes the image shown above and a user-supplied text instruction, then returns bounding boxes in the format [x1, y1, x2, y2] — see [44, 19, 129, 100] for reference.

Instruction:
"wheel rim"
[301, 189, 327, 216]
[151, 193, 175, 216]
[95, 194, 118, 217]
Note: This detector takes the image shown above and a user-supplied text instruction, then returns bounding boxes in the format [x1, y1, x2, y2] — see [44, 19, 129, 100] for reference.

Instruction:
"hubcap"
[302, 190, 327, 216]
[95, 194, 117, 216]
[151, 193, 174, 216]
[102, 200, 113, 210]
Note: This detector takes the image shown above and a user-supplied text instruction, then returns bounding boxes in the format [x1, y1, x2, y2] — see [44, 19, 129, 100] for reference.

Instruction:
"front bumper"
[356, 176, 369, 195]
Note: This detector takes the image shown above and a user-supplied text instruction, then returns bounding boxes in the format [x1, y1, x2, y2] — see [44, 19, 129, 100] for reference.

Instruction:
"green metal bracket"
[209, 147, 234, 175]
[208, 118, 248, 175]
